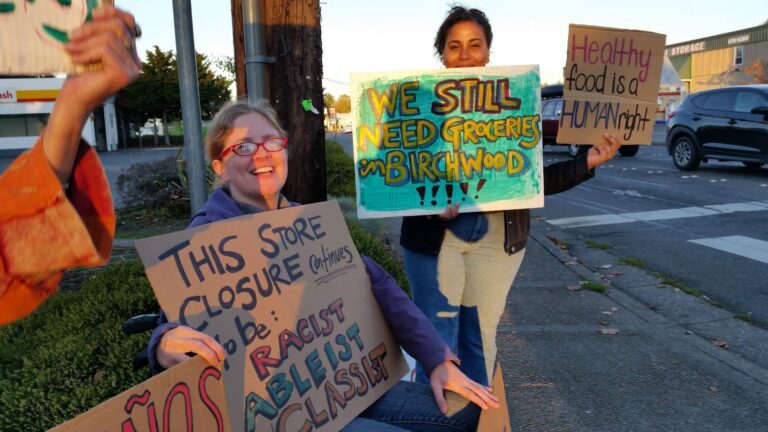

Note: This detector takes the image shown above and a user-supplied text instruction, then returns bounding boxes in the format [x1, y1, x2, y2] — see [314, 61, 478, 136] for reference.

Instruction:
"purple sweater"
[147, 188, 456, 376]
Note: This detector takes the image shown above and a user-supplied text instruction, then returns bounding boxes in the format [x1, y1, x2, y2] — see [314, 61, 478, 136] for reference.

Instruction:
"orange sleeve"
[0, 133, 115, 324]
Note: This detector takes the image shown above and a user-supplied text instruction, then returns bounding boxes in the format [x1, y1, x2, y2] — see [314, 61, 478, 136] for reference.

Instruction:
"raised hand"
[587, 133, 621, 170]
[436, 203, 461, 221]
[44, 5, 141, 182]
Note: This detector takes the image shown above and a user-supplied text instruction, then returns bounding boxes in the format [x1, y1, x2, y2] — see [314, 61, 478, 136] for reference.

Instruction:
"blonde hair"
[205, 99, 286, 161]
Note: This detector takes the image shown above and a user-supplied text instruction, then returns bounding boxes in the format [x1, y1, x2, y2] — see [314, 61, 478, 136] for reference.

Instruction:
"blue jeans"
[341, 381, 479, 431]
[404, 213, 525, 386]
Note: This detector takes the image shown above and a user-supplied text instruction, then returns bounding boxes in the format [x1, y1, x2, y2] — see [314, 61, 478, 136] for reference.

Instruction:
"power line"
[322, 77, 349, 85]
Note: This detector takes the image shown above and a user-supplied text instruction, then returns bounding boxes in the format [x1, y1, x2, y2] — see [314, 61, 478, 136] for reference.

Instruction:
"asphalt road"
[329, 125, 768, 325]
[540, 144, 768, 325]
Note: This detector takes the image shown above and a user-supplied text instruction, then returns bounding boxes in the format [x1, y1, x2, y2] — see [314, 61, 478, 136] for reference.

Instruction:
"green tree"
[323, 92, 336, 116]
[213, 55, 235, 81]
[335, 94, 351, 113]
[115, 46, 178, 145]
[745, 58, 767, 84]
[197, 52, 233, 119]
[115, 46, 232, 146]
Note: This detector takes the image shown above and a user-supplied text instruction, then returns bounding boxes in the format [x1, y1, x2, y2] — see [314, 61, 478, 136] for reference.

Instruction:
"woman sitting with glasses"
[146, 100, 498, 431]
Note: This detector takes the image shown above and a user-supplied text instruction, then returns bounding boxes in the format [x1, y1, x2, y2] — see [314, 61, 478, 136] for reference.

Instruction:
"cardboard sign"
[50, 356, 230, 432]
[134, 201, 408, 431]
[477, 364, 512, 432]
[556, 25, 666, 145]
[351, 66, 544, 218]
[0, 0, 103, 74]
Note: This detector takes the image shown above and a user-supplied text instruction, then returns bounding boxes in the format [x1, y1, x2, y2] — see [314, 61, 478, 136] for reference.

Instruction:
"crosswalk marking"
[689, 236, 768, 264]
[547, 201, 768, 229]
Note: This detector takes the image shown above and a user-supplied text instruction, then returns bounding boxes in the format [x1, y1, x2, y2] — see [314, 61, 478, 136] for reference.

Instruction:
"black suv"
[666, 84, 768, 171]
[541, 85, 639, 157]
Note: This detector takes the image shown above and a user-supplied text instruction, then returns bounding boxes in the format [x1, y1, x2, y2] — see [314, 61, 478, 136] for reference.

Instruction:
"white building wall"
[0, 77, 104, 151]
[0, 100, 55, 149]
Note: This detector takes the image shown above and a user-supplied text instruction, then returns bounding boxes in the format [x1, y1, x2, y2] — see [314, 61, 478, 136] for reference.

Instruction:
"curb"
[113, 239, 136, 249]
[530, 220, 768, 387]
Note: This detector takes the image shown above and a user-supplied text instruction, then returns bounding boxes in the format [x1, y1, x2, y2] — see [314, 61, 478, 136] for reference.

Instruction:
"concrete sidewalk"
[496, 219, 768, 431]
[378, 216, 768, 430]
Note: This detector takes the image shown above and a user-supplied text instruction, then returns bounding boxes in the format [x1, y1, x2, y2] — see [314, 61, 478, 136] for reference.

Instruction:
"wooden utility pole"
[230, 0, 247, 99]
[263, 0, 326, 204]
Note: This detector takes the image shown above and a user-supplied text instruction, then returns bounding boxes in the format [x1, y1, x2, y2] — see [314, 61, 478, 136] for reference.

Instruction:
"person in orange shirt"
[0, 5, 141, 324]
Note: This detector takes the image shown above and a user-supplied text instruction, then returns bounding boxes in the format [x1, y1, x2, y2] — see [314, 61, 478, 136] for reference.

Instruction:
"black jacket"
[400, 154, 594, 255]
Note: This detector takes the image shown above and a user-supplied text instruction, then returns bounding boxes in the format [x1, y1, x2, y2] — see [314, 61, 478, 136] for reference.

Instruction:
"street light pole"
[172, 0, 207, 214]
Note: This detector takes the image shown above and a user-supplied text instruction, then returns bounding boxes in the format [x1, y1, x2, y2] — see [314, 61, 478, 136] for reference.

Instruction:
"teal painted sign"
[351, 65, 544, 218]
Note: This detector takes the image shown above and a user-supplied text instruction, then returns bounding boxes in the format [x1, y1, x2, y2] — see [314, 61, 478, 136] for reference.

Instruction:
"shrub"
[335, 196, 388, 240]
[325, 140, 356, 198]
[116, 151, 216, 218]
[123, 135, 186, 148]
[348, 221, 411, 297]
[116, 156, 188, 217]
[0, 261, 158, 432]
[321, 141, 409, 294]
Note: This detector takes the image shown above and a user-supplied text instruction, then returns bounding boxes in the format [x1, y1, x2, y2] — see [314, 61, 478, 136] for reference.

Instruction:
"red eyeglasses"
[219, 137, 288, 159]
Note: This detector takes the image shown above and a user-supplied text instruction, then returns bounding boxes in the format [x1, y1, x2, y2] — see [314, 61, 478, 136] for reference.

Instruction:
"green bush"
[116, 156, 189, 216]
[325, 140, 356, 198]
[322, 141, 409, 294]
[0, 141, 408, 431]
[348, 221, 410, 297]
[116, 150, 218, 222]
[0, 261, 158, 432]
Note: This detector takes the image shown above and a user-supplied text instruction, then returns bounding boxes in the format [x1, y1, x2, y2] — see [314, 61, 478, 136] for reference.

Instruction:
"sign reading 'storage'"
[134, 201, 408, 431]
[0, 0, 104, 74]
[351, 66, 544, 218]
[557, 25, 666, 145]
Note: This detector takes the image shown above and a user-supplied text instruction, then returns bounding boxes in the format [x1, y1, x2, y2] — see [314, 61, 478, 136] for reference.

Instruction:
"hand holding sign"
[586, 133, 621, 169]
[157, 325, 227, 370]
[43, 4, 140, 183]
[0, 0, 122, 74]
[59, 4, 140, 113]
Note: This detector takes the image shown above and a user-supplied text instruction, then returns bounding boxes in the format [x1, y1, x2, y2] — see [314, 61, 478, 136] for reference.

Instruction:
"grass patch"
[547, 236, 570, 250]
[116, 204, 189, 239]
[586, 240, 612, 250]
[619, 257, 646, 269]
[325, 140, 355, 198]
[735, 313, 755, 323]
[0, 261, 157, 431]
[616, 259, 705, 300]
[655, 274, 702, 297]
[582, 281, 607, 294]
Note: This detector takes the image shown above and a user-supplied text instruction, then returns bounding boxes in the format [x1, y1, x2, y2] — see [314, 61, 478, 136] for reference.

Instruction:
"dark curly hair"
[434, 5, 493, 60]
